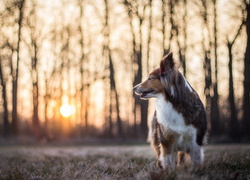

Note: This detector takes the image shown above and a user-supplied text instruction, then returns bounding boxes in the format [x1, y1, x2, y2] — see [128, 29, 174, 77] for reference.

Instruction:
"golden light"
[60, 104, 75, 117]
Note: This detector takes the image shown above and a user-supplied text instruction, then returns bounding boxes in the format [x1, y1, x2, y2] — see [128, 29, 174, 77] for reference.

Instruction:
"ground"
[0, 144, 249, 180]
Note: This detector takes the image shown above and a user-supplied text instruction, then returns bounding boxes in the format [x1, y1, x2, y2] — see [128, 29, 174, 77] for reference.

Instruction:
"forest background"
[0, 0, 250, 143]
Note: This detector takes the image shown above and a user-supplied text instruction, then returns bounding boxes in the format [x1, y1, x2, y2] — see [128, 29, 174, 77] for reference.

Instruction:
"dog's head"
[133, 52, 177, 99]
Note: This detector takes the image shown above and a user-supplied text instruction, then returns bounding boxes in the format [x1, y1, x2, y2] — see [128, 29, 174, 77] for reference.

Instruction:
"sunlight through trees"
[0, 0, 249, 141]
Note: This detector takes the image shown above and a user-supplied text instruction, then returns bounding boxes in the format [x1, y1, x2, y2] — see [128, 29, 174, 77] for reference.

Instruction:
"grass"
[0, 144, 249, 180]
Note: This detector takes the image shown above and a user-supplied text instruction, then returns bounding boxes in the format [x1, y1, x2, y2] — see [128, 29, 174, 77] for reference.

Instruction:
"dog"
[133, 52, 207, 169]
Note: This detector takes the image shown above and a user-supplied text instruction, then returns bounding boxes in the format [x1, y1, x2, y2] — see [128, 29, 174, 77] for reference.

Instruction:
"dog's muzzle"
[133, 85, 155, 99]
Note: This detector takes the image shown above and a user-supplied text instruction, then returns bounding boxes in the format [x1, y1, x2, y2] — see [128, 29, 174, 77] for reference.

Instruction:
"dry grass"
[0, 144, 249, 180]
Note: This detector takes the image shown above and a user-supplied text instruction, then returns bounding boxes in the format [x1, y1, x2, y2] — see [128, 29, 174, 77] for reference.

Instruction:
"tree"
[210, 0, 220, 137]
[123, 0, 138, 136]
[146, 0, 152, 74]
[42, 22, 64, 137]
[174, 0, 188, 77]
[226, 22, 244, 139]
[11, 0, 26, 135]
[31, 39, 41, 139]
[242, 0, 250, 137]
[161, 0, 167, 54]
[104, 0, 123, 138]
[161, 0, 187, 76]
[177, 0, 188, 77]
[60, 25, 72, 135]
[77, 0, 88, 132]
[26, 4, 42, 139]
[0, 1, 19, 137]
[197, 0, 220, 136]
[0, 58, 9, 137]
[123, 0, 149, 138]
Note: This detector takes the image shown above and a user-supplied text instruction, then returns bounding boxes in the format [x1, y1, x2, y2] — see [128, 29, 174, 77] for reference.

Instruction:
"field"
[0, 144, 249, 180]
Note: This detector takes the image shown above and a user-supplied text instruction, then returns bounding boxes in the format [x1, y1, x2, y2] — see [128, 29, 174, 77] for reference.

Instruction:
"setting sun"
[60, 104, 75, 117]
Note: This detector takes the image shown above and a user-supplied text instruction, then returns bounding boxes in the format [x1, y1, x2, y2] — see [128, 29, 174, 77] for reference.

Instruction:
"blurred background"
[0, 0, 249, 144]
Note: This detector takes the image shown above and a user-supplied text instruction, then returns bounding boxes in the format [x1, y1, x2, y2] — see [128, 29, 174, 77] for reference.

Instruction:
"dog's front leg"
[157, 124, 176, 169]
[190, 143, 204, 165]
[159, 143, 175, 169]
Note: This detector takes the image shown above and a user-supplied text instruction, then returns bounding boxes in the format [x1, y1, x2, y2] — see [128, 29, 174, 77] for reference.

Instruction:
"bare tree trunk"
[182, 0, 187, 77]
[108, 87, 113, 137]
[168, 0, 174, 52]
[203, 49, 212, 115]
[138, 15, 148, 138]
[78, 0, 87, 134]
[64, 26, 72, 135]
[0, 59, 9, 137]
[226, 21, 243, 139]
[176, 34, 186, 77]
[44, 79, 49, 134]
[202, 21, 213, 129]
[43, 33, 58, 137]
[31, 41, 41, 139]
[227, 44, 239, 139]
[104, 0, 123, 138]
[161, 0, 167, 54]
[243, 1, 250, 137]
[124, 1, 138, 136]
[109, 54, 123, 138]
[210, 0, 220, 136]
[12, 0, 25, 135]
[124, 0, 149, 138]
[146, 0, 152, 74]
[171, 0, 187, 77]
[59, 34, 66, 135]
[199, 0, 220, 136]
[84, 85, 90, 130]
[104, 0, 113, 137]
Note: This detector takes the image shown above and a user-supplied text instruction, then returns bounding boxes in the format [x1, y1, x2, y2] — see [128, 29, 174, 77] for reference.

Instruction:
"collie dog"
[133, 53, 207, 169]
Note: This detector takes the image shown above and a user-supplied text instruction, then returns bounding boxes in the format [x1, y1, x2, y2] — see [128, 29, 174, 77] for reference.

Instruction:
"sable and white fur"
[133, 53, 207, 169]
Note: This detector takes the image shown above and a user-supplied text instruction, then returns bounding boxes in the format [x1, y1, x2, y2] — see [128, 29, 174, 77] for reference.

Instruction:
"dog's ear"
[160, 52, 174, 74]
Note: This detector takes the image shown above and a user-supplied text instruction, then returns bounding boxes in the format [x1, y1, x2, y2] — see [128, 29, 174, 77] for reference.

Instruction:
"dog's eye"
[148, 77, 152, 80]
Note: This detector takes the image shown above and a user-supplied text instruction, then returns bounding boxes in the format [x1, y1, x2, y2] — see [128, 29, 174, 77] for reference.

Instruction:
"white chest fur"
[155, 94, 197, 150]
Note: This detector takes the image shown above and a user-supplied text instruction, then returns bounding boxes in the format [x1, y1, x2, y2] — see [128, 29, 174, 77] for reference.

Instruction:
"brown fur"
[151, 111, 185, 168]
[159, 54, 207, 146]
[134, 52, 207, 169]
[136, 53, 207, 146]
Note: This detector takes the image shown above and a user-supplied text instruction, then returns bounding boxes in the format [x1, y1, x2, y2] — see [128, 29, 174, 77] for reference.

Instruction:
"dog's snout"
[133, 84, 139, 91]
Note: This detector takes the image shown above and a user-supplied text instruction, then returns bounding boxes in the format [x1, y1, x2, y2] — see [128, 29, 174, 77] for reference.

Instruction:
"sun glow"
[60, 104, 75, 117]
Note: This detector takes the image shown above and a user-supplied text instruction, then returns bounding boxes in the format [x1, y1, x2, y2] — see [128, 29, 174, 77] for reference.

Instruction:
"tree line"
[0, 0, 249, 142]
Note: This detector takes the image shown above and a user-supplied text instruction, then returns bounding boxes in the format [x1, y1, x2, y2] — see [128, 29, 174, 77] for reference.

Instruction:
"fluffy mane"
[159, 53, 207, 146]
[133, 52, 207, 169]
